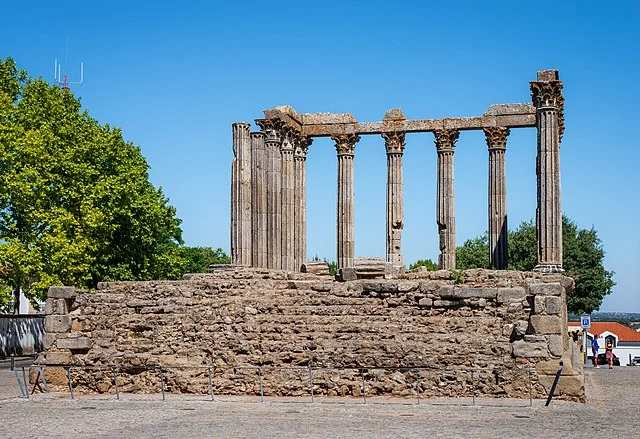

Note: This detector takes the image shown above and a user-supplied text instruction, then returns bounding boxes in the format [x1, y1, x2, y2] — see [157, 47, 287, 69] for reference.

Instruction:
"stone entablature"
[40, 268, 583, 401]
[231, 70, 565, 273]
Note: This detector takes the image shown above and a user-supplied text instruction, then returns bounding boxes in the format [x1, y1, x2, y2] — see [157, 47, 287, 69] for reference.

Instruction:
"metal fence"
[14, 363, 546, 407]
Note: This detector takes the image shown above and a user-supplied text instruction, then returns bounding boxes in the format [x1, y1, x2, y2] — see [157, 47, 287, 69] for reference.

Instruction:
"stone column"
[382, 131, 405, 267]
[484, 127, 510, 270]
[531, 70, 564, 273]
[280, 130, 295, 271]
[230, 122, 252, 266]
[257, 119, 283, 270]
[333, 134, 360, 269]
[294, 136, 312, 272]
[434, 129, 459, 270]
[251, 131, 267, 268]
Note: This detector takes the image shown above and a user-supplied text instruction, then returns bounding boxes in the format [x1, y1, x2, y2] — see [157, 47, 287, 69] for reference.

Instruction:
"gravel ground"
[0, 366, 638, 438]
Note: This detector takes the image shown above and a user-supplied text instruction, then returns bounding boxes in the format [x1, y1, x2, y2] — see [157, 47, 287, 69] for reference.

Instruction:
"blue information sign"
[580, 314, 591, 329]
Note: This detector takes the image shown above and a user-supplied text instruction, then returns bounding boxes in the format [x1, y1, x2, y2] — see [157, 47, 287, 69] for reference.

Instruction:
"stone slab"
[530, 315, 562, 335]
[48, 286, 76, 299]
[57, 337, 93, 350]
[450, 287, 497, 299]
[44, 315, 72, 333]
[512, 340, 549, 358]
[497, 287, 526, 304]
[529, 282, 562, 296]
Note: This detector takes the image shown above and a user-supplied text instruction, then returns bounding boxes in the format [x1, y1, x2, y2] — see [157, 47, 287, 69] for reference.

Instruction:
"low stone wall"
[39, 267, 584, 401]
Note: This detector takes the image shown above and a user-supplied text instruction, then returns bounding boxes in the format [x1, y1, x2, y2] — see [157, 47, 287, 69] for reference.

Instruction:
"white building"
[568, 321, 640, 366]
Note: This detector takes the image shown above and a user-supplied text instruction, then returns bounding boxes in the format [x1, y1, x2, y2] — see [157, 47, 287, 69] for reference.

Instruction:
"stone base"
[533, 264, 564, 274]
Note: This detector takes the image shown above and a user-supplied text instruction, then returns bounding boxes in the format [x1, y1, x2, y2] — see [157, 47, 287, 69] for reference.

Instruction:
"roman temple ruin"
[230, 70, 565, 272]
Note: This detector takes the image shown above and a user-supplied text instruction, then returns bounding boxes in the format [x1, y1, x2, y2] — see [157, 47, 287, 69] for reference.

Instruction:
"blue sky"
[2, 1, 638, 312]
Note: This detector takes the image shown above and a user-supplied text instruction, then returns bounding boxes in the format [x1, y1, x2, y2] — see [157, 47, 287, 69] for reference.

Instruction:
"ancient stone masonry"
[230, 70, 565, 272]
[40, 268, 584, 401]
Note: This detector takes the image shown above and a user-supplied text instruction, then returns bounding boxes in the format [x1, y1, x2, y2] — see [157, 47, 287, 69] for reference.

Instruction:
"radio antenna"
[54, 36, 84, 90]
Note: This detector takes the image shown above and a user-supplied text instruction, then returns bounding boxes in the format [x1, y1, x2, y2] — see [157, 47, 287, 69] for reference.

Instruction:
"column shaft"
[231, 122, 252, 266]
[383, 132, 405, 267]
[434, 129, 459, 270]
[333, 134, 360, 269]
[251, 132, 267, 268]
[484, 127, 510, 269]
[531, 71, 564, 272]
[294, 137, 311, 272]
[280, 132, 295, 271]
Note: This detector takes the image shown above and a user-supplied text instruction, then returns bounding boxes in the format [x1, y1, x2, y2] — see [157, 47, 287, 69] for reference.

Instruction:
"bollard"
[208, 367, 215, 402]
[360, 369, 367, 404]
[21, 367, 29, 398]
[415, 369, 420, 405]
[258, 368, 264, 402]
[66, 367, 75, 400]
[38, 364, 49, 393]
[113, 367, 120, 400]
[308, 366, 314, 403]
[14, 368, 26, 398]
[160, 368, 165, 401]
[545, 362, 563, 407]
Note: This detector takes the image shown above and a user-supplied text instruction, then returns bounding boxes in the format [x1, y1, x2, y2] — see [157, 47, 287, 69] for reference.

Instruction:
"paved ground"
[0, 365, 638, 438]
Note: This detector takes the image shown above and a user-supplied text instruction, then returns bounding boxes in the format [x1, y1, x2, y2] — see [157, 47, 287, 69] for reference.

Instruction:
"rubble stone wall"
[40, 267, 584, 401]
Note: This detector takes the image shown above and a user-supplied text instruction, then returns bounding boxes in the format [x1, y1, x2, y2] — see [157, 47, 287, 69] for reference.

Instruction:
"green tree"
[0, 57, 186, 312]
[183, 247, 230, 273]
[453, 216, 615, 313]
[409, 259, 439, 271]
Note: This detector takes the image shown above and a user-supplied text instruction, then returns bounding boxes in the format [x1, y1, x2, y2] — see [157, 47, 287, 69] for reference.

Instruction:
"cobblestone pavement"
[0, 367, 637, 438]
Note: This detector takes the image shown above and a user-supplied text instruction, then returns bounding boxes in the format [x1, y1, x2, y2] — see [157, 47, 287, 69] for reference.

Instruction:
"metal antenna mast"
[54, 36, 84, 90]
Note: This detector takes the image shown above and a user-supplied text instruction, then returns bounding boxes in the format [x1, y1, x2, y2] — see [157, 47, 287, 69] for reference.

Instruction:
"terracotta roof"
[568, 321, 640, 342]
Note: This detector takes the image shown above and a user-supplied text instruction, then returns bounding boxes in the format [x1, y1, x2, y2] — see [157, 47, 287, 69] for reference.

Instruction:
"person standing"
[591, 334, 600, 368]
[605, 339, 614, 369]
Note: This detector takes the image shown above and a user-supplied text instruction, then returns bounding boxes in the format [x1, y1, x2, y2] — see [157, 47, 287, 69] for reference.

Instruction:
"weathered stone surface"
[530, 315, 562, 335]
[450, 287, 497, 299]
[529, 282, 562, 296]
[512, 340, 548, 358]
[548, 335, 563, 357]
[418, 298, 433, 307]
[44, 351, 72, 364]
[336, 268, 357, 282]
[534, 296, 547, 314]
[44, 315, 71, 333]
[56, 337, 93, 350]
[302, 112, 357, 125]
[546, 296, 562, 315]
[538, 375, 584, 400]
[48, 286, 76, 299]
[43, 333, 57, 350]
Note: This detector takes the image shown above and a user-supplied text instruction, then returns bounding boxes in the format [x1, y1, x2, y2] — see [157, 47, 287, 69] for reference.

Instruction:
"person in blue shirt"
[591, 334, 600, 368]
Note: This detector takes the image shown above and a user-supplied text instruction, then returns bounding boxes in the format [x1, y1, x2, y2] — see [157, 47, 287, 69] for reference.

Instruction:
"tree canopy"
[455, 216, 615, 314]
[184, 247, 230, 273]
[0, 57, 187, 311]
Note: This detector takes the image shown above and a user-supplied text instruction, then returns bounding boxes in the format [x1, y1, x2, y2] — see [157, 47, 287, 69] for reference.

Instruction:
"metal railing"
[16, 363, 539, 407]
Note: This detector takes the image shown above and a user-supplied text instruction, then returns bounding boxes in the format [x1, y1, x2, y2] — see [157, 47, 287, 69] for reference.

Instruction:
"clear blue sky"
[2, 1, 638, 312]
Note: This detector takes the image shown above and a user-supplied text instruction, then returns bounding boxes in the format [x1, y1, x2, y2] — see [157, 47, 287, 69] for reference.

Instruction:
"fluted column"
[484, 127, 510, 269]
[231, 122, 252, 266]
[434, 129, 459, 270]
[382, 131, 405, 267]
[280, 130, 295, 271]
[333, 134, 360, 269]
[294, 136, 312, 272]
[257, 119, 283, 270]
[531, 70, 564, 273]
[251, 131, 267, 268]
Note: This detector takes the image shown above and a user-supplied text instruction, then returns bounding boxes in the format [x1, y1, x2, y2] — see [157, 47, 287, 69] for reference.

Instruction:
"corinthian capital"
[483, 127, 510, 151]
[332, 134, 360, 156]
[530, 81, 564, 110]
[294, 136, 313, 160]
[433, 129, 459, 153]
[382, 131, 405, 155]
[256, 118, 285, 144]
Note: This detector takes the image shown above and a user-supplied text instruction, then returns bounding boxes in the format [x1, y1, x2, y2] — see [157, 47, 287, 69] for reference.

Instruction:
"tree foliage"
[0, 57, 186, 311]
[184, 247, 230, 273]
[454, 216, 615, 313]
[409, 259, 439, 271]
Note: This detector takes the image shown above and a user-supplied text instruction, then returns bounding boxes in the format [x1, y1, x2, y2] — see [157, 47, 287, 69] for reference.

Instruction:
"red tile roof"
[568, 321, 640, 342]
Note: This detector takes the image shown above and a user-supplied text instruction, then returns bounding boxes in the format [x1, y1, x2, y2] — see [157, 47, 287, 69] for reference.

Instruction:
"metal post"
[308, 366, 314, 403]
[208, 367, 215, 402]
[14, 368, 26, 398]
[38, 364, 49, 393]
[545, 362, 563, 407]
[415, 369, 420, 405]
[113, 367, 119, 400]
[21, 367, 29, 398]
[471, 369, 475, 406]
[528, 367, 532, 407]
[360, 369, 367, 404]
[160, 368, 165, 401]
[66, 367, 75, 400]
[258, 367, 264, 402]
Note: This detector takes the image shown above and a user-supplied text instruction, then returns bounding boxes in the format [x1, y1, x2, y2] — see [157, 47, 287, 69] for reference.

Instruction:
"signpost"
[581, 314, 591, 364]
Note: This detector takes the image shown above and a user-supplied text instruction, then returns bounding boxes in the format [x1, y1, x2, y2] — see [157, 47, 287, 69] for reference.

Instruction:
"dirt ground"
[0, 364, 638, 438]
